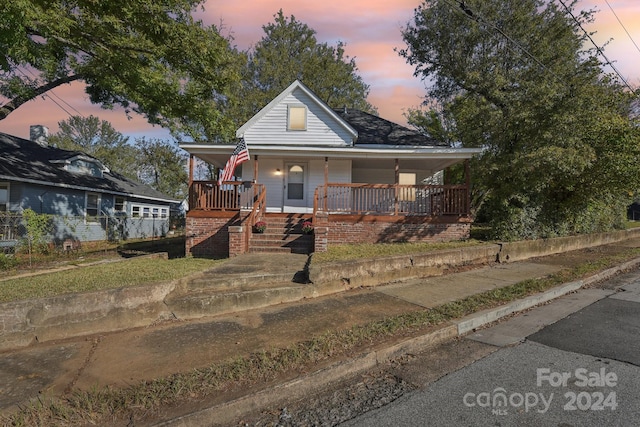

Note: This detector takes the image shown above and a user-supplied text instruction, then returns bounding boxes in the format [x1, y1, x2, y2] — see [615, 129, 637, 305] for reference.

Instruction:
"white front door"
[284, 162, 307, 210]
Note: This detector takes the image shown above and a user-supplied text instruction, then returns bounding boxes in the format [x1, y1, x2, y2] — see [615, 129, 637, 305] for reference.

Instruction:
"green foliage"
[401, 0, 640, 239]
[0, 0, 240, 140]
[21, 208, 52, 256]
[219, 9, 376, 138]
[135, 138, 188, 199]
[0, 253, 17, 271]
[49, 115, 140, 180]
[48, 117, 188, 199]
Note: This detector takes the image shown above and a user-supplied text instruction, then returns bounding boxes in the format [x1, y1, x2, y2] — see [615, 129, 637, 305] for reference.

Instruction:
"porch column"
[188, 154, 194, 185]
[253, 155, 259, 182]
[465, 159, 471, 216]
[394, 158, 399, 215]
[324, 157, 329, 187]
[254, 154, 259, 204]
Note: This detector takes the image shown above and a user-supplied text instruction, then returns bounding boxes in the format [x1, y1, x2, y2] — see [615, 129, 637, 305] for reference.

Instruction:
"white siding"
[353, 167, 395, 184]
[243, 89, 353, 146]
[352, 167, 439, 184]
[242, 158, 352, 211]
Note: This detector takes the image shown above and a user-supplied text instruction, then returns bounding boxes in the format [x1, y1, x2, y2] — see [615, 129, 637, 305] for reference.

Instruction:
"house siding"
[5, 181, 171, 243]
[243, 89, 354, 146]
[241, 158, 351, 212]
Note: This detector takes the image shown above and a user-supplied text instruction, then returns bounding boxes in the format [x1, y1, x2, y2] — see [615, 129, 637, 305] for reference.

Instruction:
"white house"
[180, 80, 482, 257]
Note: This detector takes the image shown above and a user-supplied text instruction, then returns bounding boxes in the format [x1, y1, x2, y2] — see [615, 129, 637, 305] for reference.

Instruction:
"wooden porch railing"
[189, 181, 261, 211]
[313, 184, 470, 217]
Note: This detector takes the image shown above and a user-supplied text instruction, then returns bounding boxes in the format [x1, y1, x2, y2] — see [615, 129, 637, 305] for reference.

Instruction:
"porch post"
[324, 157, 329, 187]
[464, 159, 471, 216]
[253, 155, 259, 182]
[188, 154, 194, 185]
[394, 158, 399, 215]
[254, 154, 259, 204]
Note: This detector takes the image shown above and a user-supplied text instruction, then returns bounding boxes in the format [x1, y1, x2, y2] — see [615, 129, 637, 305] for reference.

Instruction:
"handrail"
[244, 184, 266, 252]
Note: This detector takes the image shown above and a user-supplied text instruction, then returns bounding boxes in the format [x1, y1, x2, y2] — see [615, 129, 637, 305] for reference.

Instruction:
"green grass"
[0, 257, 221, 304]
[7, 247, 640, 426]
[312, 239, 489, 263]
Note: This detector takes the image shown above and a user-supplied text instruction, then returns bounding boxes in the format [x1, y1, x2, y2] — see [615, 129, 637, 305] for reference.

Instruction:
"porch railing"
[189, 181, 263, 211]
[314, 184, 469, 216]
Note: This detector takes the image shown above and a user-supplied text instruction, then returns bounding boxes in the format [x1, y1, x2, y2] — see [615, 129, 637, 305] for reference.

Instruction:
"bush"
[0, 253, 17, 271]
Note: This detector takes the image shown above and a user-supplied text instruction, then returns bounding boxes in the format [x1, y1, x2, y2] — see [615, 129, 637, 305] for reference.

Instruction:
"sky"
[1, 0, 639, 142]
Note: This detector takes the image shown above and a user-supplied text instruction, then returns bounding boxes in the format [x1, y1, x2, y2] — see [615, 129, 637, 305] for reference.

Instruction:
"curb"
[156, 256, 640, 427]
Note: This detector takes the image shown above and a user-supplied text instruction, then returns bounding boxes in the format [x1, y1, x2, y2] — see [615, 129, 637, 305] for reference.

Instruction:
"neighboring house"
[180, 80, 482, 257]
[0, 127, 179, 247]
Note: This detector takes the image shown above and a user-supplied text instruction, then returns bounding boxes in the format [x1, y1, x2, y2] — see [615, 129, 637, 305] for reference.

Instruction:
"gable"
[237, 81, 357, 147]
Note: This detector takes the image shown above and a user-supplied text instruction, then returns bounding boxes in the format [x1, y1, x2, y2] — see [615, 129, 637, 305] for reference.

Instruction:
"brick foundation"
[188, 211, 471, 257]
[185, 212, 239, 258]
[321, 215, 471, 250]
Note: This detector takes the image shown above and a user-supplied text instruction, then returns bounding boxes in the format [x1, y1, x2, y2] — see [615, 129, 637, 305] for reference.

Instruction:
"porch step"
[249, 213, 314, 254]
[250, 233, 313, 254]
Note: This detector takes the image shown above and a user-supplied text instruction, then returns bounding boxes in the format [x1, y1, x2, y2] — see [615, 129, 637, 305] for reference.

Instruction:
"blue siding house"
[0, 127, 179, 247]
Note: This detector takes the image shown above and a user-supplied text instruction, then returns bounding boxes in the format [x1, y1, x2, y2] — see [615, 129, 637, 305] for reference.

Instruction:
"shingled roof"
[0, 132, 177, 202]
[333, 108, 447, 147]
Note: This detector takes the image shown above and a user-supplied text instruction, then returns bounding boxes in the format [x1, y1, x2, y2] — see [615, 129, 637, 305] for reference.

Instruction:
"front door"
[284, 162, 307, 210]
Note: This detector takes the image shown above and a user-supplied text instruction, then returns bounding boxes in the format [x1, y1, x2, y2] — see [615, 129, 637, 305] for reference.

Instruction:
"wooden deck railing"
[313, 184, 469, 216]
[189, 181, 264, 211]
[189, 181, 469, 217]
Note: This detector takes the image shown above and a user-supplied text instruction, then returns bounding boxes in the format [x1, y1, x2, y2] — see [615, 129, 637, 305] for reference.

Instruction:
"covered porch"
[185, 152, 473, 257]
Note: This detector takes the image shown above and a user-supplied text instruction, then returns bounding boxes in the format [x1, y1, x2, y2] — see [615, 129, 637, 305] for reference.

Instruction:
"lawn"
[0, 256, 222, 304]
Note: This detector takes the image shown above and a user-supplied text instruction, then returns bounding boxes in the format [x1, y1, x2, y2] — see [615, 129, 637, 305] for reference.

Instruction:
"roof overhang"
[180, 143, 482, 172]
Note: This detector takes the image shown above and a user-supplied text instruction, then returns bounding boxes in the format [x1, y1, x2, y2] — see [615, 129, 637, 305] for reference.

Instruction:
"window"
[398, 173, 416, 202]
[287, 165, 305, 200]
[86, 192, 100, 221]
[160, 208, 168, 219]
[0, 183, 8, 212]
[288, 106, 307, 131]
[152, 207, 159, 218]
[143, 207, 150, 218]
[114, 196, 125, 213]
[132, 206, 141, 218]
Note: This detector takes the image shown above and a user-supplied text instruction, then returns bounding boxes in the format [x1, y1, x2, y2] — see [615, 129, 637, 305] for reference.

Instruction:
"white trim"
[236, 80, 357, 140]
[85, 192, 101, 223]
[181, 143, 482, 160]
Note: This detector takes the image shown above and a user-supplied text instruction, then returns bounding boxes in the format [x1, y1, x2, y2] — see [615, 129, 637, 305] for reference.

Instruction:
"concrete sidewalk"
[2, 238, 640, 425]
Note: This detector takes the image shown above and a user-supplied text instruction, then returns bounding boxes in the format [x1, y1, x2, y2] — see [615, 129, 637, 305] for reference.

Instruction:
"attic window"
[288, 106, 307, 131]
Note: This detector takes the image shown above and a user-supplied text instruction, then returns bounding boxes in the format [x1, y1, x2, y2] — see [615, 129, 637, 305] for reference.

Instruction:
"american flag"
[218, 139, 250, 186]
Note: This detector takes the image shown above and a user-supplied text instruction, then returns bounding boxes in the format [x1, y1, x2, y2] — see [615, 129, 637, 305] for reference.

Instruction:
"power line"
[444, 0, 566, 85]
[603, 0, 640, 56]
[21, 67, 86, 117]
[557, 0, 635, 93]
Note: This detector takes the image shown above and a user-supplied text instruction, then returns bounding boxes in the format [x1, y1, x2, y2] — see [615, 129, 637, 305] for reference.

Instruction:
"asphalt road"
[341, 273, 640, 426]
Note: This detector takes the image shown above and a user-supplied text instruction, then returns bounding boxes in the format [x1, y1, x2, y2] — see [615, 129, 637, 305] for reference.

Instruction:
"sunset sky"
[1, 0, 639, 142]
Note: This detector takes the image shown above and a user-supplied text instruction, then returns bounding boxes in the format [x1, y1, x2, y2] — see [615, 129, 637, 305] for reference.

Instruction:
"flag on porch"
[218, 139, 250, 186]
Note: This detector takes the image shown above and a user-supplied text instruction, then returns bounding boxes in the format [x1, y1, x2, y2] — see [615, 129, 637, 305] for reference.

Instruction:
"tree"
[0, 0, 239, 140]
[229, 10, 376, 130]
[401, 0, 640, 240]
[48, 115, 140, 180]
[136, 138, 188, 200]
[49, 117, 188, 199]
